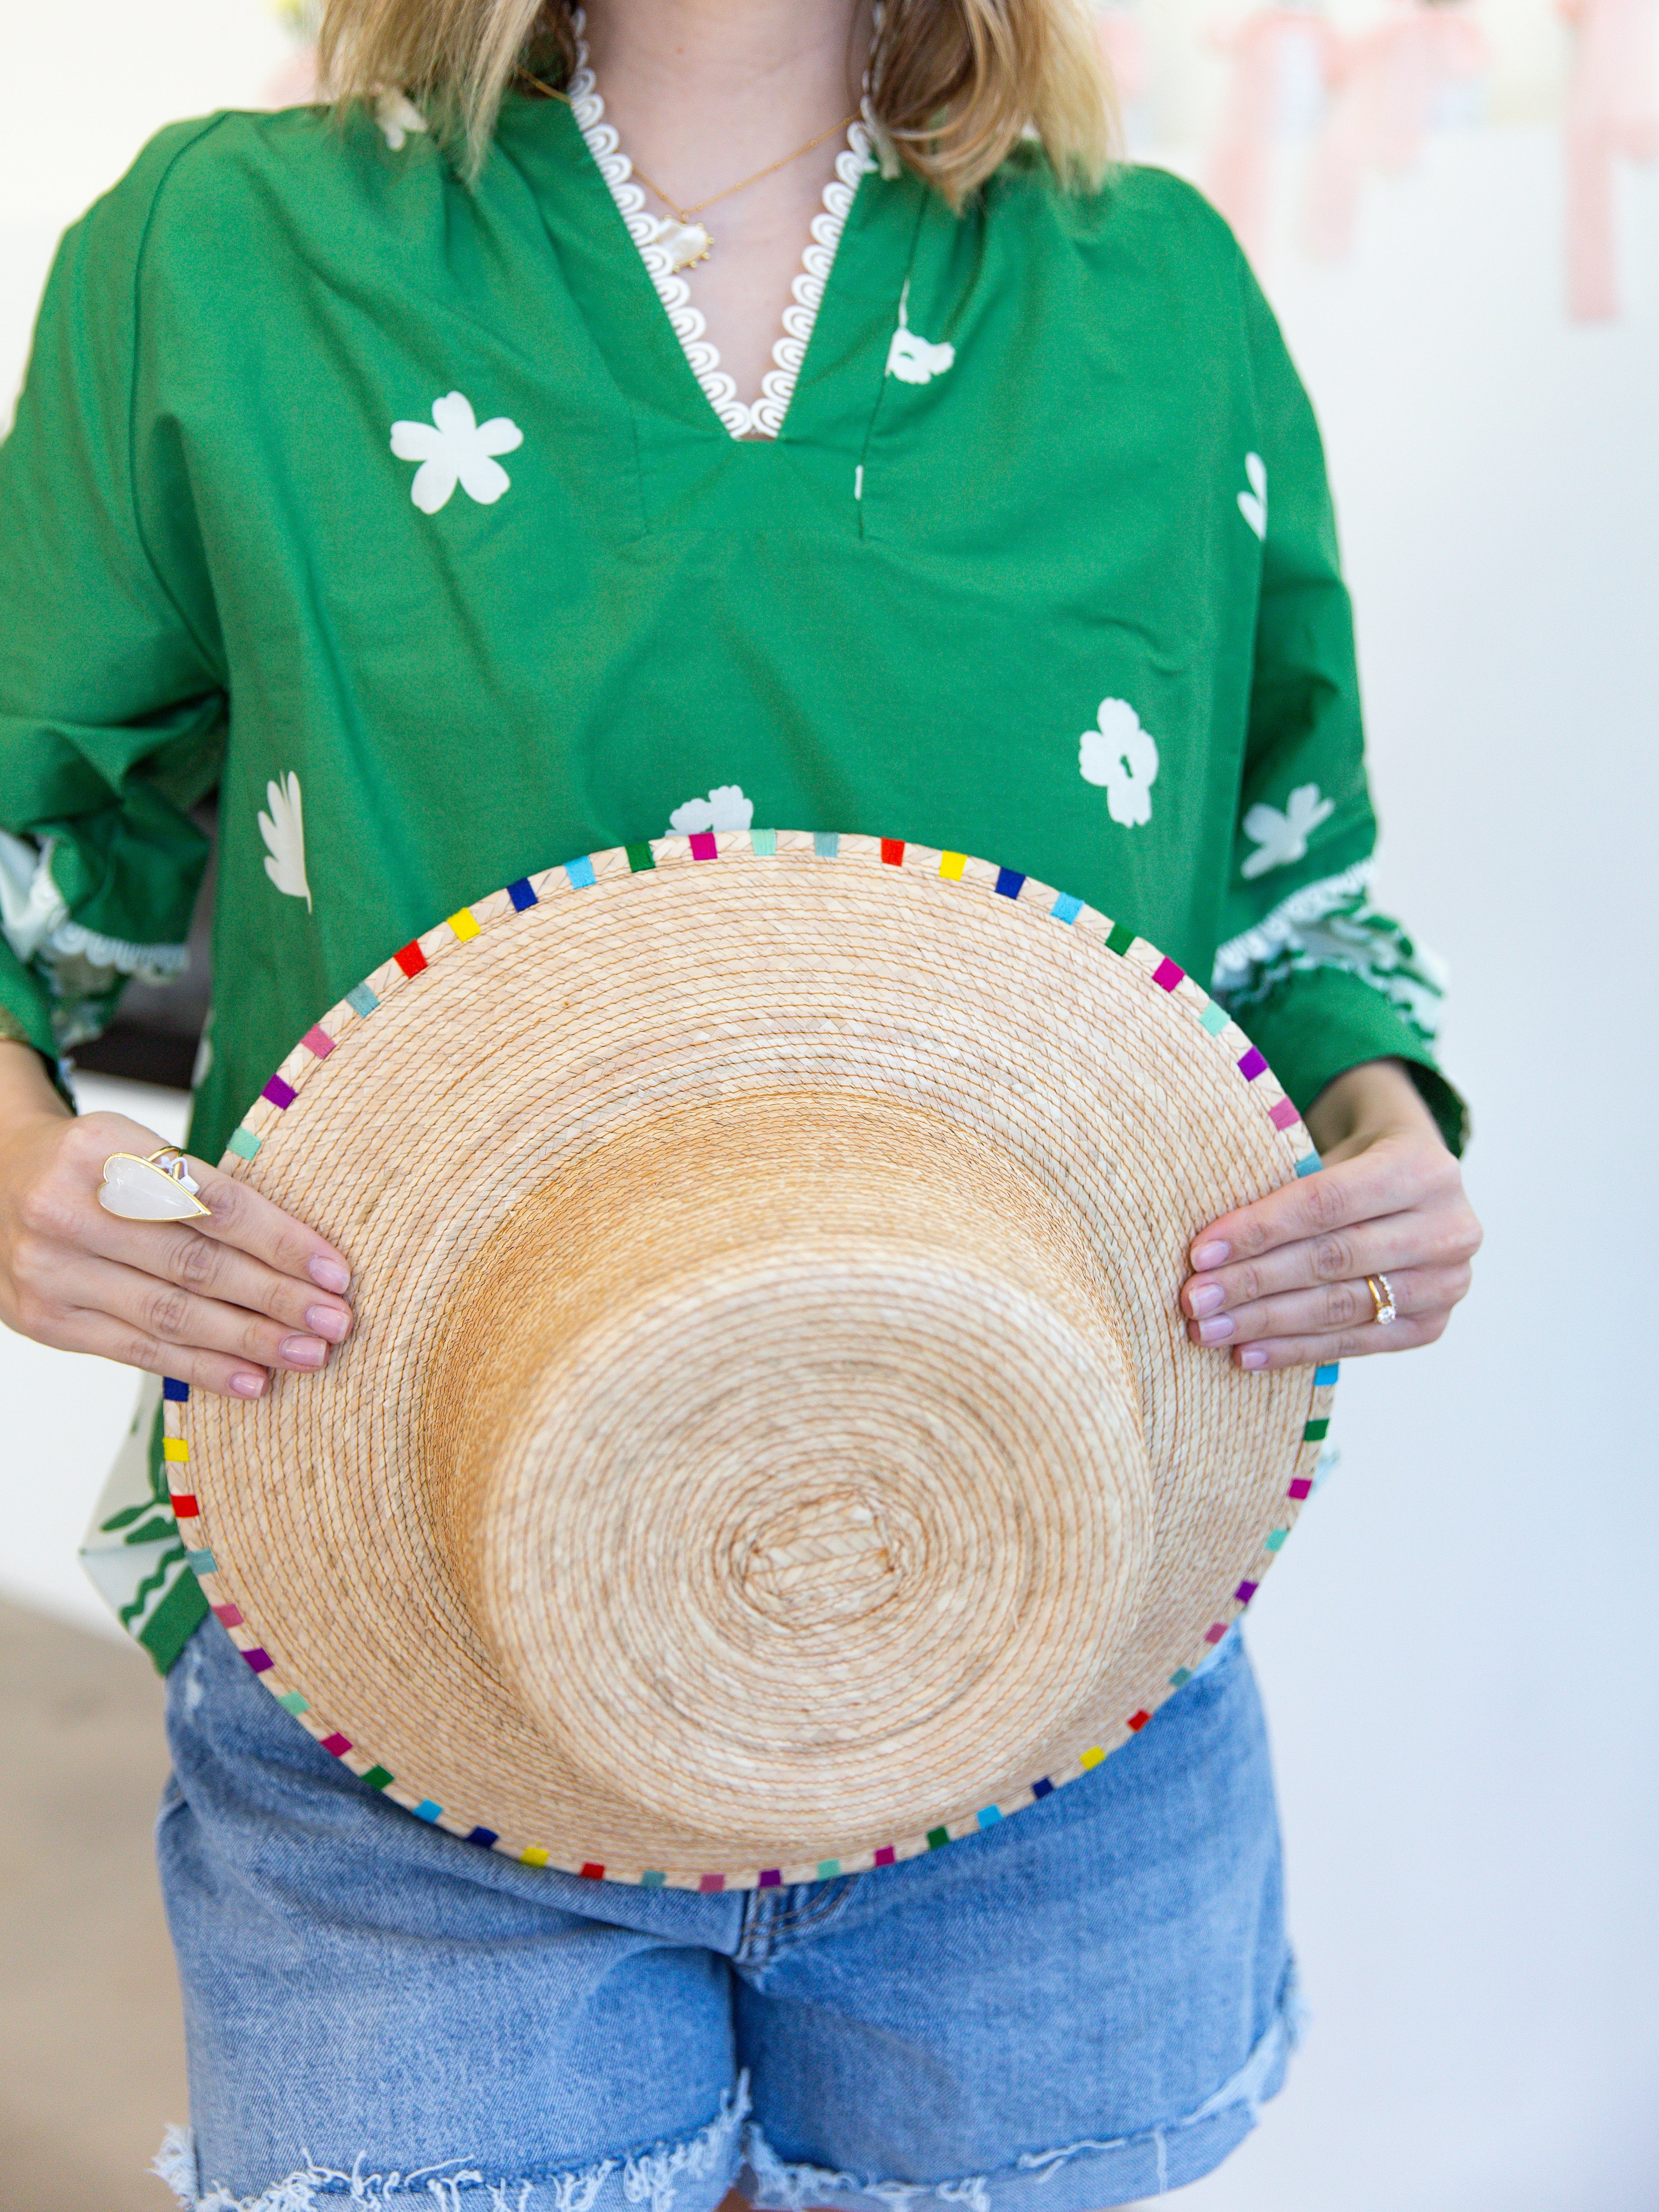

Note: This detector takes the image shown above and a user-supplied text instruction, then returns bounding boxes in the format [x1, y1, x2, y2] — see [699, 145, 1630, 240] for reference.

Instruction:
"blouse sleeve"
[1210, 252, 1468, 1155]
[0, 122, 227, 1082]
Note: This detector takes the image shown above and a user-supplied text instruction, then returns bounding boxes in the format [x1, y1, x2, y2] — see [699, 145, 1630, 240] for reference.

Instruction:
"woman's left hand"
[1181, 1059, 1481, 1371]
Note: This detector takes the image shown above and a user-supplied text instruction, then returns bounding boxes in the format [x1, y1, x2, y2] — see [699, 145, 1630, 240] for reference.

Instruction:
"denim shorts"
[154, 1616, 1298, 2212]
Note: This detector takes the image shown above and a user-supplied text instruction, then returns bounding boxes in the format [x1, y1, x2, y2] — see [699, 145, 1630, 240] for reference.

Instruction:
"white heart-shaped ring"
[98, 1147, 211, 1222]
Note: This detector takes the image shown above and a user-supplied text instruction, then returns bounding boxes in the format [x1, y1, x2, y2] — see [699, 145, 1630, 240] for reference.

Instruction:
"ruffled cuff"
[1211, 859, 1468, 1155]
[1223, 963, 1468, 1156]
[0, 827, 189, 1056]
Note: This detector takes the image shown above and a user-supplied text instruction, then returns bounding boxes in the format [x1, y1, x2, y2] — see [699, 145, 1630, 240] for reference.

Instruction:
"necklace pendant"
[660, 219, 713, 272]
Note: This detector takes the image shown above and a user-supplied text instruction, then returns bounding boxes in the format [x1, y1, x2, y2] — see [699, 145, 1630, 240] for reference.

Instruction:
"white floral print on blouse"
[1079, 699, 1159, 828]
[1238, 452, 1268, 539]
[1241, 783, 1336, 877]
[669, 785, 754, 835]
[391, 394, 523, 514]
[375, 92, 429, 151]
[885, 281, 955, 386]
[258, 772, 311, 911]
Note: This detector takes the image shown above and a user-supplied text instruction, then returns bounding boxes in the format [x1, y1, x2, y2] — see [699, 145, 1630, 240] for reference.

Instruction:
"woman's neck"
[581, 0, 872, 419]
[582, 0, 867, 201]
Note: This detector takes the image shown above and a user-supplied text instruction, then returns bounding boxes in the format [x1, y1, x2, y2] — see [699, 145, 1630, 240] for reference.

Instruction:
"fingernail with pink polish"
[1239, 1347, 1269, 1370]
[309, 1257, 350, 1294]
[305, 1305, 351, 1343]
[1191, 1242, 1230, 1271]
[229, 1372, 265, 1398]
[279, 1334, 327, 1369]
[1197, 1315, 1236, 1344]
[1188, 1281, 1226, 1319]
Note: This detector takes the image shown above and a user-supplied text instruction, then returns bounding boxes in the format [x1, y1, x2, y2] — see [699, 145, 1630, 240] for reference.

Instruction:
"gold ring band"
[1366, 1272, 1398, 1326]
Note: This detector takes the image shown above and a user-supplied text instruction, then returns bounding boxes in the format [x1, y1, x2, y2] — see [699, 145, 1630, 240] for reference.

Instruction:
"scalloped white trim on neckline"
[566, 26, 877, 440]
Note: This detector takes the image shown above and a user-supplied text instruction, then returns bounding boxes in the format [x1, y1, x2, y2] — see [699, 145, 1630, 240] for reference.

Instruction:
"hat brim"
[174, 832, 1335, 1887]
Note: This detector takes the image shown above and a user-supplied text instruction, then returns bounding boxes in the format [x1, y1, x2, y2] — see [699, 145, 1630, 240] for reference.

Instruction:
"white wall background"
[2, 6, 1657, 2209]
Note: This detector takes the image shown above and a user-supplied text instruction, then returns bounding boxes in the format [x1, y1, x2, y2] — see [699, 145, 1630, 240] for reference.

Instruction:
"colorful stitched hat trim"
[176, 831, 1333, 1887]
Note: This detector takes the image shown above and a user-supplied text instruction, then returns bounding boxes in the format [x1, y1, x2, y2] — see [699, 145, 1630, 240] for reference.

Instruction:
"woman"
[0, 0, 1480, 2201]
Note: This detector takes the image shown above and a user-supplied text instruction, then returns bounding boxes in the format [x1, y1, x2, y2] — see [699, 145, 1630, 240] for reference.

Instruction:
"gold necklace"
[514, 71, 856, 276]
[626, 116, 857, 272]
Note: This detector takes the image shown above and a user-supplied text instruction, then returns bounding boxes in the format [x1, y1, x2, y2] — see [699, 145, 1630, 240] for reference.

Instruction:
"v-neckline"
[563, 22, 877, 441]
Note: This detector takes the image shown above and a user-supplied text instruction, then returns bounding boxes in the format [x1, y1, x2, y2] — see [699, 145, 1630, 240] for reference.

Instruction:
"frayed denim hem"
[153, 2076, 751, 2212]
[153, 1968, 1301, 2212]
[739, 1965, 1303, 2212]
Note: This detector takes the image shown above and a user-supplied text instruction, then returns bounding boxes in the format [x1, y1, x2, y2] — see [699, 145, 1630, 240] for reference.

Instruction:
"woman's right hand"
[0, 1043, 353, 1399]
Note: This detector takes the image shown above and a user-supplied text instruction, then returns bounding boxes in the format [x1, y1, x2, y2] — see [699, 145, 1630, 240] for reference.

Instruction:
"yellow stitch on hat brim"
[448, 908, 481, 942]
[938, 851, 967, 879]
[162, 1437, 189, 1462]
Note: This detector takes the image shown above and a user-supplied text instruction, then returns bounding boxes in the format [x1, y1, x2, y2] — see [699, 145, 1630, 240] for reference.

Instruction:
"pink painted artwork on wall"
[1096, 2, 1151, 110]
[1206, 6, 1341, 262]
[1559, 0, 1659, 319]
[1301, 0, 1491, 261]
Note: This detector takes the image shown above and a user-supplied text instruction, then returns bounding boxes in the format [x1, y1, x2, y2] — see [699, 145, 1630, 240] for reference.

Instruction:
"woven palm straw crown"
[173, 830, 1336, 1889]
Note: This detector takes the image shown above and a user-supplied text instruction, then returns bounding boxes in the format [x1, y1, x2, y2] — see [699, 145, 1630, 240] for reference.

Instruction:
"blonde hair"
[317, 0, 1117, 205]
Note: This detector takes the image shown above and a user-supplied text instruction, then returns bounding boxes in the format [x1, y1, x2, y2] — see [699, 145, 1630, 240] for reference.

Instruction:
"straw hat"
[170, 830, 1336, 1889]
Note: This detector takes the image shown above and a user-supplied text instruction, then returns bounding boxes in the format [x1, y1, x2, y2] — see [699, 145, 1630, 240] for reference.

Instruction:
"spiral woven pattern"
[174, 831, 1336, 1887]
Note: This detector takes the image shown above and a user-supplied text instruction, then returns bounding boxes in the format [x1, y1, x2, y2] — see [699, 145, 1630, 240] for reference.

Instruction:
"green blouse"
[0, 84, 1461, 1666]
